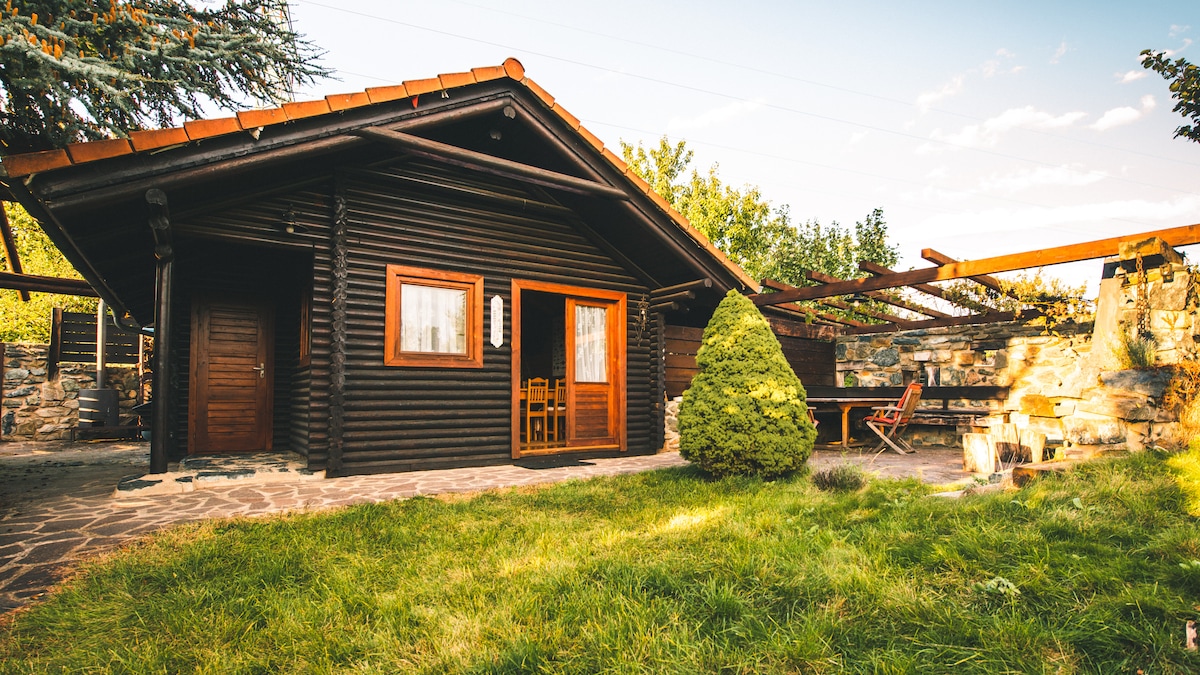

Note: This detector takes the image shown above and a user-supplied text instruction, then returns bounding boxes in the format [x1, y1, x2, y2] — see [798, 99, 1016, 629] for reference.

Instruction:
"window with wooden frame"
[384, 264, 484, 368]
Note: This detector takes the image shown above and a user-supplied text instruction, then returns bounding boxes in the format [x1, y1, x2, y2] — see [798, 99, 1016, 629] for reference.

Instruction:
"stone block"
[14, 420, 36, 436]
[954, 352, 975, 365]
[913, 350, 932, 362]
[1118, 236, 1183, 264]
[1062, 414, 1125, 445]
[1151, 277, 1191, 311]
[1099, 368, 1172, 397]
[871, 348, 900, 367]
[4, 368, 29, 381]
[1077, 393, 1156, 421]
[3, 385, 34, 398]
[61, 379, 80, 393]
[892, 336, 922, 345]
[35, 406, 70, 418]
[1020, 394, 1056, 417]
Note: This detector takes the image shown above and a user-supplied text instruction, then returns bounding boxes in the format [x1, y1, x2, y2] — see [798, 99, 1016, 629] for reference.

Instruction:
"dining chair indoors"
[524, 378, 550, 446]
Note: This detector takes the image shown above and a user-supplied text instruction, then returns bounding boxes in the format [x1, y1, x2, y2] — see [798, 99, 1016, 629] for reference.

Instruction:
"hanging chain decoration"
[1136, 253, 1151, 338]
[634, 293, 650, 346]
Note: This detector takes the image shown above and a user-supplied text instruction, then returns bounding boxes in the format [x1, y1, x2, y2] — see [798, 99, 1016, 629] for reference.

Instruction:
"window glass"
[575, 304, 607, 382]
[400, 283, 467, 354]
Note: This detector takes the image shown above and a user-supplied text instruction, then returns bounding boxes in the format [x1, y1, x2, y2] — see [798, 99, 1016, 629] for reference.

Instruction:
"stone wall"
[1, 343, 142, 441]
[833, 244, 1199, 453]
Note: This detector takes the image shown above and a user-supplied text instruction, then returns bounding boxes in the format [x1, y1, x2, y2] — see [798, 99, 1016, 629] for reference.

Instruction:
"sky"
[285, 0, 1199, 296]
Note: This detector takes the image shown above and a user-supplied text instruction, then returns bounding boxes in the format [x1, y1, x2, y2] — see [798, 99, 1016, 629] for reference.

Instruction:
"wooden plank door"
[565, 297, 622, 448]
[189, 296, 275, 453]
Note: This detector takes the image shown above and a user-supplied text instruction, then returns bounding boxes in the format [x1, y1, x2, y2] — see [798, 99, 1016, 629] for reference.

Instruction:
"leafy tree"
[677, 290, 816, 478]
[0, 0, 328, 154]
[620, 137, 899, 288]
[1141, 50, 1200, 143]
[0, 202, 95, 341]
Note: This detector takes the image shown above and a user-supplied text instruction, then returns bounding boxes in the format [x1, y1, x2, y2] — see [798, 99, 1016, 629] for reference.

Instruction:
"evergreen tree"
[677, 290, 816, 478]
[0, 0, 328, 154]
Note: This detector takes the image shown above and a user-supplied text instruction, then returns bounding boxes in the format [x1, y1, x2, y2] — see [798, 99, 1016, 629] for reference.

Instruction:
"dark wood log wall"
[334, 161, 655, 475]
[164, 158, 663, 473]
[664, 324, 835, 398]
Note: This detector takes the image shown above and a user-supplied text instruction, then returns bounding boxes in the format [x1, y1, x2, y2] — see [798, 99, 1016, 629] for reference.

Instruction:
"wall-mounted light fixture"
[280, 205, 308, 235]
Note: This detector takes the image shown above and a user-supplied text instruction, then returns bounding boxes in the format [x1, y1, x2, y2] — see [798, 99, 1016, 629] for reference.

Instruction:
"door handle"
[252, 363, 266, 379]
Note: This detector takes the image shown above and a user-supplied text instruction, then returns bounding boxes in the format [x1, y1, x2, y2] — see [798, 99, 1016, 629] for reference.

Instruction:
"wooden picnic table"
[806, 396, 896, 448]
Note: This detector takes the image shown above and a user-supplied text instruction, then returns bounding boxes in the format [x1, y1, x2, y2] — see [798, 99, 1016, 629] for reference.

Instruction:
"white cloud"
[916, 75, 964, 112]
[1050, 41, 1068, 64]
[978, 165, 1107, 193]
[1089, 95, 1156, 131]
[1162, 38, 1194, 57]
[981, 49, 1024, 78]
[848, 131, 869, 146]
[1170, 25, 1190, 38]
[926, 106, 1087, 150]
[913, 195, 1200, 244]
[1115, 70, 1149, 84]
[666, 99, 765, 133]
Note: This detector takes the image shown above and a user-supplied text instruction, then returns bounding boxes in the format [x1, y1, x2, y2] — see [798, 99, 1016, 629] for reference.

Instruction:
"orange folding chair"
[863, 382, 922, 455]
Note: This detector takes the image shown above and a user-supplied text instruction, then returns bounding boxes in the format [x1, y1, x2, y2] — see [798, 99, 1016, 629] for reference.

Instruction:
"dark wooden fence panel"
[664, 323, 836, 398]
[54, 311, 139, 364]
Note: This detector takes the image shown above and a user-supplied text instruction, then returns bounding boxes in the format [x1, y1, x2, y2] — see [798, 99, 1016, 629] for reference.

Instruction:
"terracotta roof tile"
[503, 57, 525, 80]
[325, 92, 372, 112]
[1, 149, 71, 176]
[471, 65, 508, 82]
[551, 104, 581, 131]
[128, 127, 190, 152]
[237, 107, 289, 128]
[438, 71, 476, 90]
[601, 148, 629, 174]
[365, 84, 409, 104]
[65, 138, 133, 164]
[184, 116, 243, 141]
[403, 77, 442, 97]
[283, 99, 332, 121]
[576, 126, 605, 152]
[522, 78, 555, 108]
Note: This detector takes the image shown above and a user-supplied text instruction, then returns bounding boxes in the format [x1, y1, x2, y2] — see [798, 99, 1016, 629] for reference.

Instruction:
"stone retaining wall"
[1, 343, 141, 441]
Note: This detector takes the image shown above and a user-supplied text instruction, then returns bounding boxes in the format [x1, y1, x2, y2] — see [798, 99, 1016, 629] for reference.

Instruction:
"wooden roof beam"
[819, 298, 905, 323]
[353, 127, 630, 200]
[856, 261, 989, 312]
[922, 248, 1021, 300]
[797, 271, 952, 318]
[756, 222, 1200, 305]
[0, 271, 96, 296]
[0, 207, 29, 301]
[840, 308, 1044, 335]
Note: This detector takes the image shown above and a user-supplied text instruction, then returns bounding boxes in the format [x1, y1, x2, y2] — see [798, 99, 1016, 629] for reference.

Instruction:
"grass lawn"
[2, 449, 1200, 674]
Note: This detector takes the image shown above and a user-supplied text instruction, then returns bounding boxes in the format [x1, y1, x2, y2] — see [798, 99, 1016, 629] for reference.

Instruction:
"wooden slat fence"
[664, 324, 836, 398]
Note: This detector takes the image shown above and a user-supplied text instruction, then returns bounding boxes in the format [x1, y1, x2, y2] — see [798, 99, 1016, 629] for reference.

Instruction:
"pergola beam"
[840, 309, 1043, 335]
[857, 261, 990, 312]
[755, 222, 1200, 305]
[0, 207, 29, 301]
[799, 271, 952, 318]
[922, 248, 1021, 300]
[0, 271, 96, 296]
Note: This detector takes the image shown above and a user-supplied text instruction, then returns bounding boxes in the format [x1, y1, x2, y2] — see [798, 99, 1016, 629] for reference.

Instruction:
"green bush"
[677, 290, 817, 477]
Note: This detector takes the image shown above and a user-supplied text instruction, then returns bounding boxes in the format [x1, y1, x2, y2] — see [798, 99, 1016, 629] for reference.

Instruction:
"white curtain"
[575, 305, 607, 382]
[400, 284, 466, 354]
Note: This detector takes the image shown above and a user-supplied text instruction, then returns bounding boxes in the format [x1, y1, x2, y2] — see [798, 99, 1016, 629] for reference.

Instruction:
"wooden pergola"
[753, 223, 1200, 335]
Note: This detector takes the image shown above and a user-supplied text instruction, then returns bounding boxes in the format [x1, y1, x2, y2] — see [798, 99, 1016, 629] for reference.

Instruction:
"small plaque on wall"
[490, 295, 504, 348]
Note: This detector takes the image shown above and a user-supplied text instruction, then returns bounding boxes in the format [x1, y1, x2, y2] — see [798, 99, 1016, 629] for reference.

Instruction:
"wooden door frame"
[187, 294, 276, 454]
[510, 279, 626, 459]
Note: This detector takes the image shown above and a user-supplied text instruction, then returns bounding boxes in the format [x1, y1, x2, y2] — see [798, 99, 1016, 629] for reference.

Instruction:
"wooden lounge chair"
[863, 382, 923, 455]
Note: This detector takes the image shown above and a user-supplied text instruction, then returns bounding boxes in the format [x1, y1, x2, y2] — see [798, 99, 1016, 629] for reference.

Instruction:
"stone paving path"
[0, 440, 973, 614]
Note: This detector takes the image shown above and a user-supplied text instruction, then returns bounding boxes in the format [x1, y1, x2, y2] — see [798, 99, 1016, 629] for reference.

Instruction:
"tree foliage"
[677, 290, 816, 478]
[620, 137, 898, 289]
[0, 202, 95, 341]
[0, 0, 329, 154]
[1141, 50, 1200, 143]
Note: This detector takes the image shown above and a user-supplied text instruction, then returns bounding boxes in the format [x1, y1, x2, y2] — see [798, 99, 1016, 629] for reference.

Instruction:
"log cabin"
[1, 58, 785, 476]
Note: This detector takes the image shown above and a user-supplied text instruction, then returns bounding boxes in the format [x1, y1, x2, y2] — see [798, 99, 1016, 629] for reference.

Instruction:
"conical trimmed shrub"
[678, 290, 817, 477]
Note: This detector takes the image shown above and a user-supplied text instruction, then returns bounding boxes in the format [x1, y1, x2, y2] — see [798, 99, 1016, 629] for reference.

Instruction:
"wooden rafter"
[857, 261, 990, 312]
[759, 278, 901, 323]
[0, 207, 29, 301]
[840, 309, 1043, 335]
[800, 271, 951, 318]
[0, 271, 96, 296]
[922, 248, 1021, 301]
[755, 222, 1200, 305]
[353, 127, 629, 199]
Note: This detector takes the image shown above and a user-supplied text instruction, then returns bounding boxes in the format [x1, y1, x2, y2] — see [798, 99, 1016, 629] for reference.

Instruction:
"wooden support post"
[48, 307, 62, 379]
[146, 189, 172, 475]
[95, 300, 107, 389]
[327, 181, 349, 477]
